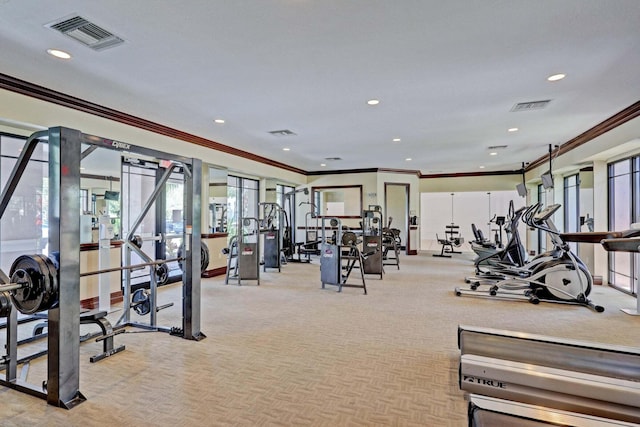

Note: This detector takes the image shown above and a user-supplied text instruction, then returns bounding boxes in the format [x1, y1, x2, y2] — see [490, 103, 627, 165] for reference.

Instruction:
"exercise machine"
[281, 187, 316, 263]
[361, 208, 383, 278]
[260, 202, 283, 272]
[433, 224, 464, 258]
[224, 217, 260, 285]
[459, 325, 640, 425]
[0, 127, 205, 409]
[292, 201, 321, 262]
[319, 218, 367, 294]
[467, 201, 528, 277]
[382, 216, 401, 269]
[469, 223, 499, 261]
[457, 203, 603, 312]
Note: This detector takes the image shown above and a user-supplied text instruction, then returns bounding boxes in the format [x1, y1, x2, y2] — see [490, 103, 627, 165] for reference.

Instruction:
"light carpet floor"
[0, 251, 639, 426]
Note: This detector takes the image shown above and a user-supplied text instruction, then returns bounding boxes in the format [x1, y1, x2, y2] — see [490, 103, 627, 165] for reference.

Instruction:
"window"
[277, 184, 295, 231]
[607, 157, 639, 295]
[227, 175, 259, 242]
[0, 133, 49, 271]
[563, 174, 580, 253]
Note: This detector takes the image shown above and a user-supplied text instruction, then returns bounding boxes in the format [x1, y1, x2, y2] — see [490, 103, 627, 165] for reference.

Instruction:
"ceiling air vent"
[487, 145, 508, 150]
[46, 15, 124, 51]
[268, 129, 296, 136]
[511, 100, 551, 112]
[324, 157, 342, 161]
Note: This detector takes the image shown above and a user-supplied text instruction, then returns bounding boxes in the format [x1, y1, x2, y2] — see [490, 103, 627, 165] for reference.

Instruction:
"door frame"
[384, 182, 411, 255]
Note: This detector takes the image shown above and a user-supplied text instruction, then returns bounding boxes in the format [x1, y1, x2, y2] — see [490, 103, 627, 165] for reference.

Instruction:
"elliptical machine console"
[532, 203, 561, 223]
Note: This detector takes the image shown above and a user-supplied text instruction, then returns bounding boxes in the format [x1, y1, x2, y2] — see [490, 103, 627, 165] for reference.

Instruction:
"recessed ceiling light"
[213, 119, 225, 124]
[47, 49, 71, 59]
[489, 152, 498, 156]
[320, 163, 326, 167]
[508, 127, 519, 132]
[282, 147, 290, 151]
[405, 158, 412, 161]
[367, 99, 380, 106]
[479, 165, 485, 169]
[547, 73, 566, 82]
[392, 138, 401, 142]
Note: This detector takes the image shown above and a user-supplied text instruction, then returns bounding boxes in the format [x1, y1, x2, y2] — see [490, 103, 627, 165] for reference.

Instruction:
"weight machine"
[224, 217, 260, 285]
[0, 127, 204, 408]
[382, 216, 401, 269]
[361, 208, 383, 278]
[433, 224, 464, 258]
[281, 187, 318, 263]
[288, 200, 321, 262]
[260, 202, 283, 272]
[319, 217, 367, 294]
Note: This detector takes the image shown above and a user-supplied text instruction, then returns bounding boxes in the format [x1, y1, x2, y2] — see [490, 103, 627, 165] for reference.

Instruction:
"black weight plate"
[200, 241, 209, 272]
[155, 263, 169, 286]
[0, 291, 12, 317]
[132, 288, 150, 316]
[177, 241, 209, 274]
[9, 254, 58, 314]
[342, 231, 358, 246]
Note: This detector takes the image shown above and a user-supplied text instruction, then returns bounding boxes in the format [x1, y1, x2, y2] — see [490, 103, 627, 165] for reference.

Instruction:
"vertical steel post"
[46, 127, 84, 408]
[155, 167, 167, 261]
[6, 305, 17, 383]
[182, 158, 205, 340]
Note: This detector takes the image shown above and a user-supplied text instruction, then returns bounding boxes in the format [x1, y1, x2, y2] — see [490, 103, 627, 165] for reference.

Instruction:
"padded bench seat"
[32, 309, 125, 363]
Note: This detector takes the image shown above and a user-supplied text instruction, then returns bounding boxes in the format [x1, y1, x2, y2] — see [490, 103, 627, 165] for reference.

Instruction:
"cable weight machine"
[361, 207, 383, 278]
[319, 217, 367, 294]
[260, 202, 283, 272]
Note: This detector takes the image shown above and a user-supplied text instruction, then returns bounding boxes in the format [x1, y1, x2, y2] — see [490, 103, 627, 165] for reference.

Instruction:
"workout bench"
[32, 309, 125, 363]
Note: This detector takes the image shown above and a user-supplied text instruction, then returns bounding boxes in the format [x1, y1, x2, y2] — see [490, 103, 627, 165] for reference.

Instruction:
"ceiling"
[1, 0, 639, 175]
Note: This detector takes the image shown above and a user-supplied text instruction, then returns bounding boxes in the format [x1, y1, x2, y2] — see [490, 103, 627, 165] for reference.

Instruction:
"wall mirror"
[208, 166, 228, 233]
[311, 185, 362, 217]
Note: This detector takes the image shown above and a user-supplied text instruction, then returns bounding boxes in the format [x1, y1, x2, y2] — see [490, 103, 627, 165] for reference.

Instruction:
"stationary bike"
[466, 201, 528, 280]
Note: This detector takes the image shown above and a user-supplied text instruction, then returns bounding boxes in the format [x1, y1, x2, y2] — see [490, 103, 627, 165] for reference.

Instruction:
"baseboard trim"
[202, 266, 227, 278]
[80, 292, 123, 310]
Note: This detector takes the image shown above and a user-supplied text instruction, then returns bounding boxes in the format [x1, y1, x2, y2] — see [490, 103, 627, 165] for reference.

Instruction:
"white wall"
[420, 174, 522, 193]
[0, 89, 307, 186]
[420, 190, 525, 251]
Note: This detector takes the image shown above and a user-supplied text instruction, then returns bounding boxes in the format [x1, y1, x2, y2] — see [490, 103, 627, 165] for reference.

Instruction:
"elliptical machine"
[456, 203, 604, 312]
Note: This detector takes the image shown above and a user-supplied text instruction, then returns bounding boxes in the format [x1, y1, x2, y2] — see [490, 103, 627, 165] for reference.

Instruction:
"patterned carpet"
[0, 251, 638, 426]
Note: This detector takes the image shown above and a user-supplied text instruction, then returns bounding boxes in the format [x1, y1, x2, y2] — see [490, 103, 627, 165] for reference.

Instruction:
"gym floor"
[1, 251, 638, 426]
